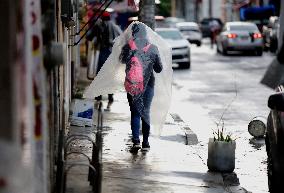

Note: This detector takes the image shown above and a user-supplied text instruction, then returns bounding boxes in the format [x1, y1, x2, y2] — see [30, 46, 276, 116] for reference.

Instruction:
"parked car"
[216, 21, 263, 56]
[176, 22, 202, 46]
[266, 84, 284, 192]
[262, 16, 279, 53]
[199, 18, 223, 38]
[164, 17, 186, 28]
[155, 28, 191, 69]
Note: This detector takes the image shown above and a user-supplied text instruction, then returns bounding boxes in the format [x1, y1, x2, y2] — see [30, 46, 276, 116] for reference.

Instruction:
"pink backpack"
[124, 39, 151, 96]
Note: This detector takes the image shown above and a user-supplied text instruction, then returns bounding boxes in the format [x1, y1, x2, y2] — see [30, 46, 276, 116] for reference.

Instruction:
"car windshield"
[179, 26, 199, 32]
[156, 30, 183, 40]
[229, 24, 258, 32]
[201, 19, 222, 26]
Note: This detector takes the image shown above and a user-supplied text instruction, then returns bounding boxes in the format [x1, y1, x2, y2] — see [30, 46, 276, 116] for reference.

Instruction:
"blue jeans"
[127, 86, 154, 144]
[97, 47, 112, 74]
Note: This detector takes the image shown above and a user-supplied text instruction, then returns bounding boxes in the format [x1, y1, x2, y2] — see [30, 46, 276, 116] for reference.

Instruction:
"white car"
[156, 28, 191, 69]
[164, 17, 186, 28]
[216, 22, 263, 56]
[176, 22, 202, 46]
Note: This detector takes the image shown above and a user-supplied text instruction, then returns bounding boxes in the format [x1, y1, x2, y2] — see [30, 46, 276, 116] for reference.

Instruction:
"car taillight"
[253, 33, 262, 38]
[227, 33, 237, 38]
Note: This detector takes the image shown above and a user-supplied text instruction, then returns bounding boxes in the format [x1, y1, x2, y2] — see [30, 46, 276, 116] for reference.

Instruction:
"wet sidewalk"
[97, 91, 249, 193]
[65, 67, 250, 193]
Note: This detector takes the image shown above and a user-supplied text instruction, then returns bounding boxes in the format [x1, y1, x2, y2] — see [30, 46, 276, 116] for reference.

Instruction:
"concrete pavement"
[100, 92, 249, 193]
[65, 81, 250, 192]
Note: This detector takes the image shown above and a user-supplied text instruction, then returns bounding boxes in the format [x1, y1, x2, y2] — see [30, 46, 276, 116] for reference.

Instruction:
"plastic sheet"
[84, 21, 172, 134]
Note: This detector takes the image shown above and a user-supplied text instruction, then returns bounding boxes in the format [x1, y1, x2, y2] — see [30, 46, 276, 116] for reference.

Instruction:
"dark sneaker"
[141, 142, 150, 152]
[108, 95, 114, 103]
[130, 143, 141, 153]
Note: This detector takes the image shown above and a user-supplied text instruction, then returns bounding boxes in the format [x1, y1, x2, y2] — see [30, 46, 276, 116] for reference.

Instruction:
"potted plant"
[207, 121, 236, 173]
[207, 78, 238, 173]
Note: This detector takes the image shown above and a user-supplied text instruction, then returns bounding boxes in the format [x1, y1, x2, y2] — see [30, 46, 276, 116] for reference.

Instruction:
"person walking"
[119, 23, 163, 152]
[87, 11, 122, 107]
[209, 20, 220, 49]
[84, 21, 173, 154]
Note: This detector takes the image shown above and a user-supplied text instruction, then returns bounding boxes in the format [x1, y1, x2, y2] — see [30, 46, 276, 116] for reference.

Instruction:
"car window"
[180, 29, 200, 32]
[201, 18, 223, 26]
[179, 26, 199, 32]
[156, 30, 183, 40]
[229, 25, 258, 32]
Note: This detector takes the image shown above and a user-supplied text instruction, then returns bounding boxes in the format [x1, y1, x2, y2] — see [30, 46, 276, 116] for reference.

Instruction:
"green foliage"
[157, 0, 171, 17]
[212, 121, 234, 142]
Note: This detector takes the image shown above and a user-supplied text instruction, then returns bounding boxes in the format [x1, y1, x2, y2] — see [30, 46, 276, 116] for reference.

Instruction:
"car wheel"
[179, 62, 190, 69]
[220, 43, 227, 55]
[265, 113, 283, 193]
[265, 134, 281, 193]
[222, 48, 227, 56]
[256, 49, 263, 56]
[197, 42, 201, 47]
[265, 134, 274, 193]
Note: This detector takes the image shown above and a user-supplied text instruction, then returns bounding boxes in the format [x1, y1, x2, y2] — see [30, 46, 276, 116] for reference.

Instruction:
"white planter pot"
[207, 138, 236, 172]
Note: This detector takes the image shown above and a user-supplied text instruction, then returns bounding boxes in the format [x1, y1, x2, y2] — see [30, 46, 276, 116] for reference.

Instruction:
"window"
[157, 30, 183, 40]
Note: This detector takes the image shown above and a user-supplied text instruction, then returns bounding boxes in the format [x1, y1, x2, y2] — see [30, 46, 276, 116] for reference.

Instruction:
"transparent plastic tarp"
[84, 21, 173, 134]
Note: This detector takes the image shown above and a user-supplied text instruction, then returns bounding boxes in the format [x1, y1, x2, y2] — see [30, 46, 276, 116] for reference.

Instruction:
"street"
[170, 39, 274, 193]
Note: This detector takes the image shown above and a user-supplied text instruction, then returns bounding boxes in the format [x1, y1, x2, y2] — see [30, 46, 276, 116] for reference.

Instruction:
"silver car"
[176, 22, 202, 46]
[156, 28, 191, 69]
[216, 22, 263, 56]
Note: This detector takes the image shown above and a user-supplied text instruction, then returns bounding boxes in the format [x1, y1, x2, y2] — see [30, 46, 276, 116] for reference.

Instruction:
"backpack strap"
[143, 44, 151, 52]
[129, 39, 137, 50]
[129, 39, 151, 52]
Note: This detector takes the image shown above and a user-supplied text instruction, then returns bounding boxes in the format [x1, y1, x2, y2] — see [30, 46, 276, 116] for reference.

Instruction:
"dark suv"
[199, 18, 223, 38]
[266, 85, 284, 192]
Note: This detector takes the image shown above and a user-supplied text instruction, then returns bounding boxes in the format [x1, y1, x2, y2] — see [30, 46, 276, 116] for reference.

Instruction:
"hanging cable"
[76, 0, 108, 36]
[71, 0, 114, 46]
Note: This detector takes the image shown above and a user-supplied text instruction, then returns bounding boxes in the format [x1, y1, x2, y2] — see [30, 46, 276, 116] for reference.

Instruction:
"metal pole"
[209, 0, 212, 18]
[171, 0, 176, 17]
[195, 0, 199, 22]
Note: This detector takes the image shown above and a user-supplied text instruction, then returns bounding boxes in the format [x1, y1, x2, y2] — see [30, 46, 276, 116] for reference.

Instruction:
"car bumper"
[224, 39, 263, 51]
[172, 47, 190, 63]
[183, 35, 202, 42]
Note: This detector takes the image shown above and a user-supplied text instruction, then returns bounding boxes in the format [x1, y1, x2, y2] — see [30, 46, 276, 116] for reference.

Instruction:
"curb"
[170, 113, 250, 193]
[183, 126, 199, 145]
[170, 113, 199, 145]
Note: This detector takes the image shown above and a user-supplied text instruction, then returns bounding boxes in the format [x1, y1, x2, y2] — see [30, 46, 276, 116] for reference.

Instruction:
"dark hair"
[132, 23, 146, 38]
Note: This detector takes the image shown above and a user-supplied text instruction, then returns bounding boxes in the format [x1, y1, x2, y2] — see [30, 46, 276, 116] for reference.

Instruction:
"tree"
[158, 0, 171, 17]
[138, 0, 156, 30]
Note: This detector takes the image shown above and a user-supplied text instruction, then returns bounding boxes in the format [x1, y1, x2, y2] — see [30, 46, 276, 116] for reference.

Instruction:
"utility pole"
[209, 0, 212, 18]
[171, 0, 176, 17]
[138, 0, 156, 30]
[195, 0, 199, 22]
